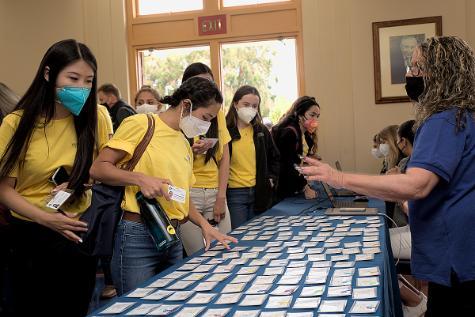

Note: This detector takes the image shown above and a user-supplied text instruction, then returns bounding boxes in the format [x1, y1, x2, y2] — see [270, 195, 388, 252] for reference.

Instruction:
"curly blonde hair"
[415, 36, 475, 130]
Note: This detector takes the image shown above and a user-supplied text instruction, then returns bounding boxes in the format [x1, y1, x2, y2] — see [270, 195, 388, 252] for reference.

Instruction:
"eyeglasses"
[406, 65, 421, 77]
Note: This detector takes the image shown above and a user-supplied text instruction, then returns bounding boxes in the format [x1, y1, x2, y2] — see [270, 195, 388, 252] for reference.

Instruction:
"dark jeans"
[227, 187, 256, 229]
[9, 218, 97, 317]
[111, 219, 183, 296]
[426, 272, 475, 316]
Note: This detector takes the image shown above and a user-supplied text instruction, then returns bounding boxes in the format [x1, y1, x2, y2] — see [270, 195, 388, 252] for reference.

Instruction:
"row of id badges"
[95, 215, 384, 316]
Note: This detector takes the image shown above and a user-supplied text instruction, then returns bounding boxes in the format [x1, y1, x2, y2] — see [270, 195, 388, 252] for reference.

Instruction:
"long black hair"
[0, 39, 98, 200]
[226, 85, 263, 130]
[161, 76, 223, 108]
[275, 96, 319, 128]
[181, 63, 219, 163]
[182, 62, 214, 82]
[273, 96, 320, 154]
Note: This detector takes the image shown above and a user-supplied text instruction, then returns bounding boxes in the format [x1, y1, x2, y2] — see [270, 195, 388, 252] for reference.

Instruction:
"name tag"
[168, 185, 186, 203]
[46, 190, 73, 210]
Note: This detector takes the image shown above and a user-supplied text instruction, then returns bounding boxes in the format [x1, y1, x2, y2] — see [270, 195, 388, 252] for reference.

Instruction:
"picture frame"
[372, 16, 442, 104]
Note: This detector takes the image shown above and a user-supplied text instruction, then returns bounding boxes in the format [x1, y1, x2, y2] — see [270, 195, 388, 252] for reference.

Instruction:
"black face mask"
[405, 76, 424, 101]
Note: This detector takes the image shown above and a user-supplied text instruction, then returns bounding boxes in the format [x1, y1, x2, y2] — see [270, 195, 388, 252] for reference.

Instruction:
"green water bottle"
[136, 191, 180, 251]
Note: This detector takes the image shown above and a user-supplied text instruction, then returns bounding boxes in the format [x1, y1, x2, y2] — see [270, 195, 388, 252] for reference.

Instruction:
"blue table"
[89, 195, 402, 316]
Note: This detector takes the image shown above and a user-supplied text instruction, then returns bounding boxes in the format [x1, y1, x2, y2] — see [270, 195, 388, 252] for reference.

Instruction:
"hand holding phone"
[192, 138, 210, 155]
[201, 137, 218, 148]
[192, 137, 217, 155]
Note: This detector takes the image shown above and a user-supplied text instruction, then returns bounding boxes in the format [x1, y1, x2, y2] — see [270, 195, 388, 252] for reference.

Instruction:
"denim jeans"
[111, 219, 183, 296]
[226, 187, 256, 229]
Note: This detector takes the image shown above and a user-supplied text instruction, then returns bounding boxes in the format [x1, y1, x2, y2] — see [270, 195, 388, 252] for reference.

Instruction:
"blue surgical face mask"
[56, 86, 91, 116]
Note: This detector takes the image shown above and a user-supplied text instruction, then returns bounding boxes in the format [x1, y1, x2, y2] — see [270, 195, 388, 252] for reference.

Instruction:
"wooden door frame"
[125, 0, 305, 101]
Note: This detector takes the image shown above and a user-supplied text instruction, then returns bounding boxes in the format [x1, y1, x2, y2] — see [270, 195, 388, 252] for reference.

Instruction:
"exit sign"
[198, 14, 227, 36]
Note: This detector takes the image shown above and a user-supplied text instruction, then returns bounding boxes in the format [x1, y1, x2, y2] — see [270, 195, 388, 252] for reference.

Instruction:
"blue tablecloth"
[89, 195, 403, 317]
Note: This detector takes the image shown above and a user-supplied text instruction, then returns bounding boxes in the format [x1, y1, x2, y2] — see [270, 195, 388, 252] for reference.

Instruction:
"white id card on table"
[125, 303, 161, 315]
[349, 300, 380, 313]
[100, 302, 135, 314]
[175, 306, 205, 317]
[168, 185, 186, 203]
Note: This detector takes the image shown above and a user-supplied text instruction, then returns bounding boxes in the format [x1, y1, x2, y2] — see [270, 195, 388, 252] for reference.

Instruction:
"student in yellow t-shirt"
[90, 77, 237, 296]
[178, 63, 233, 255]
[226, 85, 280, 229]
[0, 40, 113, 317]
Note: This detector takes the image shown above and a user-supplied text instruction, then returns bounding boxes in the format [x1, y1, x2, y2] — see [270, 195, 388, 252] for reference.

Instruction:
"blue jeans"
[111, 219, 183, 296]
[227, 187, 256, 229]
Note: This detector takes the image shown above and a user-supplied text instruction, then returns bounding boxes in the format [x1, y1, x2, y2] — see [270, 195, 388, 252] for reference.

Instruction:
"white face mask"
[237, 107, 258, 124]
[371, 148, 384, 159]
[179, 102, 211, 138]
[379, 143, 390, 157]
[136, 103, 159, 114]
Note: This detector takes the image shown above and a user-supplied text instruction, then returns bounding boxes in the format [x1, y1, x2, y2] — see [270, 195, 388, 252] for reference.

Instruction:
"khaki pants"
[181, 187, 231, 255]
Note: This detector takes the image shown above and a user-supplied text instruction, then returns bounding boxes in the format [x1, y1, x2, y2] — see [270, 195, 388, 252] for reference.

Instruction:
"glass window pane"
[138, 0, 203, 15]
[139, 46, 210, 96]
[223, 0, 289, 7]
[220, 38, 298, 124]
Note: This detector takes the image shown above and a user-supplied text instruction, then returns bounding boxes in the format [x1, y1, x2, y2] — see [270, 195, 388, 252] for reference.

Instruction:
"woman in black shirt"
[272, 96, 320, 200]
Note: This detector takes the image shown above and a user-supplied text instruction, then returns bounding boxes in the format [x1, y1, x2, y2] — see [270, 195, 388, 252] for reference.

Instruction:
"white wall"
[0, 0, 130, 101]
[302, 0, 475, 173]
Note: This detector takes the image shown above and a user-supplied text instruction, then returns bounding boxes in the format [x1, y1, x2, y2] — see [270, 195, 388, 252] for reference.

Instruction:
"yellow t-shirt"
[228, 125, 256, 188]
[0, 105, 113, 220]
[106, 114, 195, 220]
[99, 104, 114, 142]
[193, 109, 231, 188]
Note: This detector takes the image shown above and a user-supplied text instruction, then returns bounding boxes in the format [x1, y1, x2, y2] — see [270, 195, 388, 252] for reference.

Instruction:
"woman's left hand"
[303, 184, 317, 199]
[212, 197, 226, 223]
[201, 224, 238, 251]
[192, 139, 213, 155]
[51, 182, 69, 194]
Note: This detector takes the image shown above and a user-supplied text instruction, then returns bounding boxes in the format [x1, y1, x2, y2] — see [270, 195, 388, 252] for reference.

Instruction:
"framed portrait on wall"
[372, 16, 442, 104]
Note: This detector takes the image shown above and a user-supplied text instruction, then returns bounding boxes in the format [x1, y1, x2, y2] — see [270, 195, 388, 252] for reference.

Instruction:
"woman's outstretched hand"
[299, 157, 345, 189]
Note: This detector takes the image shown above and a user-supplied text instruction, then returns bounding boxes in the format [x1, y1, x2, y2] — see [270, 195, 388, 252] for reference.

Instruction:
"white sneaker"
[403, 293, 427, 317]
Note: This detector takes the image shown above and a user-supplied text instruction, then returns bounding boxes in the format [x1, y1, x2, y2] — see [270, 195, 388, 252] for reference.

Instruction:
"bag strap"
[122, 114, 155, 171]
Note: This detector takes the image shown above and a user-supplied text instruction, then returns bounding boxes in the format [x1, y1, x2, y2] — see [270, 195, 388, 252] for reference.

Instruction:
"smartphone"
[202, 138, 218, 147]
[50, 166, 69, 186]
[207, 219, 219, 227]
